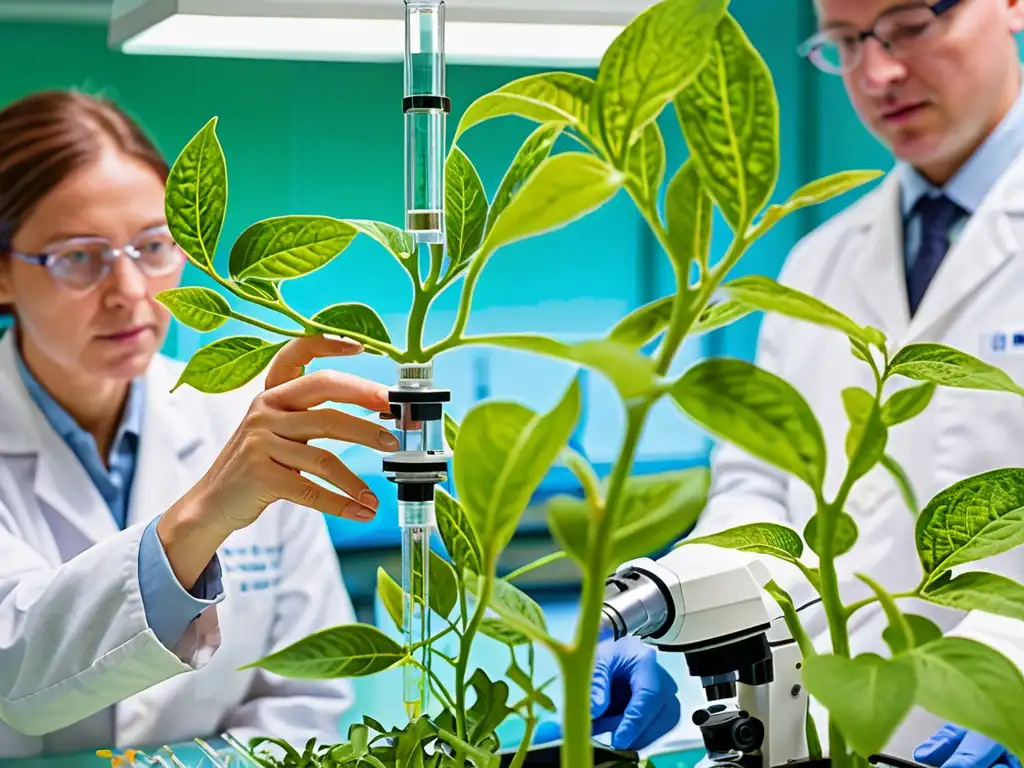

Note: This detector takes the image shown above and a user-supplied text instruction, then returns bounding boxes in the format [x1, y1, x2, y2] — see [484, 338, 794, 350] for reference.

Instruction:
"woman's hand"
[158, 335, 398, 590]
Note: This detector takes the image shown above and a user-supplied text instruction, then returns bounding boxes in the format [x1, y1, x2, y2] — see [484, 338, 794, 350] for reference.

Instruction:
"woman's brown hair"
[0, 90, 169, 317]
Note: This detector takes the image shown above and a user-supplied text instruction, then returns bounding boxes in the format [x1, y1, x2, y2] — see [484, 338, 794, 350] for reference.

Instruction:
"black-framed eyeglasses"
[798, 0, 962, 75]
[10, 224, 184, 292]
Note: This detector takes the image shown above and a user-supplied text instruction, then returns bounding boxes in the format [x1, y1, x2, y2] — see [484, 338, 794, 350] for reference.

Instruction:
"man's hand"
[533, 637, 681, 751]
[915, 725, 1021, 768]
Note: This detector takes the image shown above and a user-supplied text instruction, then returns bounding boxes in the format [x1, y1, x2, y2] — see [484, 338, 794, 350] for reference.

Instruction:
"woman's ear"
[1010, 0, 1024, 34]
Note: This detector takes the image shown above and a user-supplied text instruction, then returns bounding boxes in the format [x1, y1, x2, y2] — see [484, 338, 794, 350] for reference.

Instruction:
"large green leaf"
[881, 453, 919, 514]
[592, 0, 728, 162]
[232, 278, 279, 303]
[613, 467, 710, 559]
[479, 618, 529, 647]
[172, 336, 285, 394]
[445, 147, 488, 272]
[486, 123, 564, 240]
[905, 637, 1024, 758]
[672, 358, 827, 491]
[466, 670, 513, 747]
[454, 72, 594, 140]
[476, 336, 656, 400]
[751, 170, 884, 239]
[802, 653, 916, 757]
[693, 301, 752, 334]
[625, 121, 666, 211]
[486, 579, 547, 635]
[665, 159, 714, 272]
[547, 496, 591, 565]
[243, 624, 405, 678]
[722, 275, 881, 346]
[681, 522, 803, 559]
[804, 512, 858, 558]
[479, 152, 624, 259]
[888, 343, 1024, 395]
[858, 572, 914, 655]
[674, 13, 778, 232]
[609, 296, 750, 348]
[408, 548, 459, 621]
[435, 489, 482, 579]
[882, 614, 941, 654]
[348, 219, 416, 265]
[550, 468, 710, 565]
[229, 215, 357, 281]
[156, 286, 231, 332]
[465, 574, 548, 643]
[915, 468, 1024, 585]
[454, 378, 581, 559]
[922, 571, 1024, 623]
[882, 383, 936, 426]
[165, 116, 226, 271]
[609, 296, 674, 347]
[841, 386, 888, 485]
[311, 303, 392, 348]
[377, 567, 404, 631]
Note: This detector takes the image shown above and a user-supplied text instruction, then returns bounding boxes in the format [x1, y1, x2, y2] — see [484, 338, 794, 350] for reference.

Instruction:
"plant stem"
[407, 657, 456, 712]
[455, 565, 494, 740]
[508, 718, 538, 768]
[562, 405, 649, 768]
[844, 589, 920, 620]
[227, 311, 306, 338]
[405, 282, 433, 361]
[505, 552, 568, 582]
[409, 622, 458, 652]
[423, 249, 490, 358]
[204, 267, 405, 358]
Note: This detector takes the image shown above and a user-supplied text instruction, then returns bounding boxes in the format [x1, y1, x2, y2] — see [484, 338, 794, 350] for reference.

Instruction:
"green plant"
[152, 1, 1024, 767]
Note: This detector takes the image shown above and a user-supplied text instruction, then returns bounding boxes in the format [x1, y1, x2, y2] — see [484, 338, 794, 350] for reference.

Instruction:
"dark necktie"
[906, 194, 965, 316]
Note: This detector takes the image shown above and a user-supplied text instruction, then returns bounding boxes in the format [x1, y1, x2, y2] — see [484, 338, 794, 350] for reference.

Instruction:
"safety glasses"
[11, 224, 184, 292]
[798, 0, 963, 75]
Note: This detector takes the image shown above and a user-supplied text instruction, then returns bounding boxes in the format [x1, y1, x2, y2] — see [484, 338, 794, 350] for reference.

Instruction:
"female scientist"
[0, 90, 399, 759]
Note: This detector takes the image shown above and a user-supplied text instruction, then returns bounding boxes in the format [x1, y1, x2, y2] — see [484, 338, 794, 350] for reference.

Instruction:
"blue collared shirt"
[12, 340, 222, 649]
[899, 83, 1024, 268]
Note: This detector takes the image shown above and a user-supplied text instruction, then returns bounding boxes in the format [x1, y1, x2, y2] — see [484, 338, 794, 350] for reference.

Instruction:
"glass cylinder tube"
[400, 499, 434, 719]
[404, 0, 446, 243]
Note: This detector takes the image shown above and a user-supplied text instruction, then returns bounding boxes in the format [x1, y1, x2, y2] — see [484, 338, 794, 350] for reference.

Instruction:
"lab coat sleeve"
[0, 518, 223, 736]
[138, 516, 225, 650]
[220, 504, 356, 749]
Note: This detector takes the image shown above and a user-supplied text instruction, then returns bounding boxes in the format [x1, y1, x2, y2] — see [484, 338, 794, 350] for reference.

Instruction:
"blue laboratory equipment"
[383, 0, 452, 720]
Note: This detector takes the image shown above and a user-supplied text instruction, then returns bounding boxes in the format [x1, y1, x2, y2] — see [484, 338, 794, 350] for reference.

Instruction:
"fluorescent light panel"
[117, 14, 624, 67]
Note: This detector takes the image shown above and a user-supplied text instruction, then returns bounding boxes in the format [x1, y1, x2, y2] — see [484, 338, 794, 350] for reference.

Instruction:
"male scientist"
[580, 0, 1024, 766]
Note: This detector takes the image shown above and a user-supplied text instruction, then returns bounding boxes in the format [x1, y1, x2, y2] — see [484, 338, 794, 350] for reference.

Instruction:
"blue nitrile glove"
[915, 725, 1021, 768]
[532, 637, 681, 751]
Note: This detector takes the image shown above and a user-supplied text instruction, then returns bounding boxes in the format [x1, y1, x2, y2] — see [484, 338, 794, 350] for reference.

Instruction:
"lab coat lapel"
[125, 356, 207, 530]
[0, 333, 119, 547]
[848, 172, 912, 341]
[903, 154, 1024, 344]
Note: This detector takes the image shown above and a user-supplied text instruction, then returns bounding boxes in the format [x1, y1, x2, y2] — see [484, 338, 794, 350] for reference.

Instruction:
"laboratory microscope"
[600, 544, 816, 768]
[600, 545, 927, 768]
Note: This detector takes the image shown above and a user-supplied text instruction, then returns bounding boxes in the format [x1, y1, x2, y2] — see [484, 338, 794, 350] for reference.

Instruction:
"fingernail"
[324, 334, 363, 350]
[359, 489, 379, 508]
[345, 502, 375, 520]
[379, 431, 400, 450]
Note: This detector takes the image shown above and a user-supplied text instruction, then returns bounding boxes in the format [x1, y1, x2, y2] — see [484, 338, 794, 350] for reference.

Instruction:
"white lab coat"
[0, 331, 358, 759]
[691, 152, 1024, 757]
